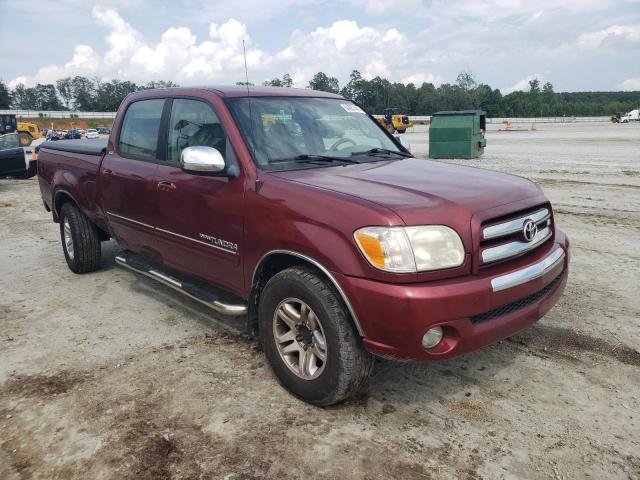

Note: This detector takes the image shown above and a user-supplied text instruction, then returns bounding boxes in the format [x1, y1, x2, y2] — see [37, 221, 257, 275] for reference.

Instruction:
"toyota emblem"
[522, 219, 538, 242]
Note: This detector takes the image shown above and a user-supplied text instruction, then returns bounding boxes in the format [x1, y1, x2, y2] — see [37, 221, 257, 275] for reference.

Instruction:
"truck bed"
[41, 138, 108, 156]
[38, 139, 108, 230]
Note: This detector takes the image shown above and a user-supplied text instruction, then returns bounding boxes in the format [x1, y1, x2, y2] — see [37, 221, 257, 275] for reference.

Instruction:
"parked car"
[86, 128, 99, 139]
[97, 126, 112, 134]
[37, 86, 569, 406]
[0, 133, 37, 178]
[64, 129, 82, 140]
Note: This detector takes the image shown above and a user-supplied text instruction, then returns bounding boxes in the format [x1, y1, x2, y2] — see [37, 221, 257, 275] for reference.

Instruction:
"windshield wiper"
[350, 148, 413, 158]
[270, 154, 361, 164]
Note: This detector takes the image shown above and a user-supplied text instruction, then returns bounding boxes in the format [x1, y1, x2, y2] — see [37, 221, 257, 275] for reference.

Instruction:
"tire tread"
[261, 266, 374, 406]
[60, 202, 101, 274]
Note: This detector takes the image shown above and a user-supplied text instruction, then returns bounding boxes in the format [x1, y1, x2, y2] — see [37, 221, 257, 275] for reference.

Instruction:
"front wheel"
[18, 133, 32, 146]
[59, 202, 102, 273]
[259, 266, 374, 406]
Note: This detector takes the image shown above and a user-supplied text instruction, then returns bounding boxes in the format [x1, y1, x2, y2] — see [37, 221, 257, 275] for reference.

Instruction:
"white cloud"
[8, 9, 442, 90]
[6, 2, 638, 93]
[618, 78, 640, 90]
[92, 6, 141, 66]
[402, 73, 442, 85]
[577, 24, 640, 48]
[505, 74, 544, 93]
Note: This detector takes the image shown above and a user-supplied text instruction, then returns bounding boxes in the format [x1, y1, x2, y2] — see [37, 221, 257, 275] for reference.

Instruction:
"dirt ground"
[1, 122, 639, 480]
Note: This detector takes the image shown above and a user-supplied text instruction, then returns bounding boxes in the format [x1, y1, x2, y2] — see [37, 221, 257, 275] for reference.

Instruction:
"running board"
[115, 251, 248, 316]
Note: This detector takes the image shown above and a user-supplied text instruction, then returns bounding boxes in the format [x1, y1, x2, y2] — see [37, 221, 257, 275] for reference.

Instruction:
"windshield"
[226, 97, 405, 170]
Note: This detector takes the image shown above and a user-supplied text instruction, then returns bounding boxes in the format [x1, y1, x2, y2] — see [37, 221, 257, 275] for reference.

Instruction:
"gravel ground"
[1, 122, 639, 480]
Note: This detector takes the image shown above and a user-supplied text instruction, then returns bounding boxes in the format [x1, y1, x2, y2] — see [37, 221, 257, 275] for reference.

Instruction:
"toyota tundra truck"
[37, 86, 569, 406]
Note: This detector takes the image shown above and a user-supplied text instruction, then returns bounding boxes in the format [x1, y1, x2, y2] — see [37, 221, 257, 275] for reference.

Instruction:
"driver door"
[154, 98, 245, 294]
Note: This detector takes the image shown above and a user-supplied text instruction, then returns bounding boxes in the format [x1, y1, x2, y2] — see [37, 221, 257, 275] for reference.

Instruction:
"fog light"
[422, 327, 444, 349]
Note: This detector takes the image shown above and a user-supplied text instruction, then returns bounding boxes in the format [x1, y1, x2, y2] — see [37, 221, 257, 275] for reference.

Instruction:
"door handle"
[157, 181, 177, 191]
[103, 168, 114, 175]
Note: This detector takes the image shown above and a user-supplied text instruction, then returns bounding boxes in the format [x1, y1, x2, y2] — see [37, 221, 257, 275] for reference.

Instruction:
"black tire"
[259, 266, 374, 406]
[18, 133, 32, 146]
[59, 202, 102, 274]
[397, 129, 406, 134]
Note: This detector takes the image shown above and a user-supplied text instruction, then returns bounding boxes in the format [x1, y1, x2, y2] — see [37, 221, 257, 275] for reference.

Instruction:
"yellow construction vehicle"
[17, 121, 42, 145]
[377, 108, 413, 134]
[0, 114, 42, 146]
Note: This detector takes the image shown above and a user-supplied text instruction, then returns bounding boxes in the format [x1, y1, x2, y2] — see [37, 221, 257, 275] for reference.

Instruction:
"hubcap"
[273, 298, 327, 380]
[63, 218, 74, 260]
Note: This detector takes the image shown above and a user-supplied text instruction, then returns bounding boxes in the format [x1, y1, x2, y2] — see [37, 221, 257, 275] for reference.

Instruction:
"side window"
[168, 99, 226, 163]
[118, 99, 164, 160]
[0, 133, 19, 150]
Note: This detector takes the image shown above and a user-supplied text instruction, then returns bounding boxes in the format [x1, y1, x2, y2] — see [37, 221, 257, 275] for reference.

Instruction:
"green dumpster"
[428, 110, 486, 159]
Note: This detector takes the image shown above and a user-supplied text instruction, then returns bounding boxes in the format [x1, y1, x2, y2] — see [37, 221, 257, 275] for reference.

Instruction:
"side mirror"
[180, 146, 225, 173]
[394, 134, 411, 152]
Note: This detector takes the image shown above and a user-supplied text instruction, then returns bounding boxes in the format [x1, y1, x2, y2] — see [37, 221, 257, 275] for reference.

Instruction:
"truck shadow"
[99, 247, 638, 411]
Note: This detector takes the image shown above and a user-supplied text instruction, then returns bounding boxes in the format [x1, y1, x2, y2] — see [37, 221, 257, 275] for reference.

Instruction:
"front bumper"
[338, 230, 569, 361]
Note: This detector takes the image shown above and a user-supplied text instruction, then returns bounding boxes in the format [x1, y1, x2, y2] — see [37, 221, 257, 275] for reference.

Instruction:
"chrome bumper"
[491, 247, 566, 292]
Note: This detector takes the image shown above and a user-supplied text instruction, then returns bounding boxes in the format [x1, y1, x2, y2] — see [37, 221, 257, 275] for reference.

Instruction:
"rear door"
[100, 98, 166, 256]
[0, 134, 26, 176]
[154, 97, 245, 293]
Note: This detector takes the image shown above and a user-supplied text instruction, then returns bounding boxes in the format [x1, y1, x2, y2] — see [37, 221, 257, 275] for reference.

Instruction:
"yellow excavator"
[377, 108, 413, 134]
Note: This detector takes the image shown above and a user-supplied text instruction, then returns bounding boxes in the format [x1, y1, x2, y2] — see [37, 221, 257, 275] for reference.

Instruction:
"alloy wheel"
[272, 298, 327, 380]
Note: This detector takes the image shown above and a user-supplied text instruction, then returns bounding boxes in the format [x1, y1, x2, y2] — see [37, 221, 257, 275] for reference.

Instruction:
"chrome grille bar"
[491, 247, 565, 292]
[482, 226, 552, 263]
[483, 208, 550, 240]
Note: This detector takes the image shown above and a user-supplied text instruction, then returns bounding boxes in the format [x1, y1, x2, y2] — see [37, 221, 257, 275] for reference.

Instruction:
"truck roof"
[128, 85, 344, 99]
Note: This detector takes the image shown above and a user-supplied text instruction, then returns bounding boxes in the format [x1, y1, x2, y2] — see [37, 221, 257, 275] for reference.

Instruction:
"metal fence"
[2, 109, 609, 124]
[0, 110, 117, 119]
[374, 114, 609, 124]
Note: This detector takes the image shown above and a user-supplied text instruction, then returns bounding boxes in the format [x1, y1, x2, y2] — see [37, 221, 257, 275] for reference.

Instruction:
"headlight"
[354, 226, 465, 273]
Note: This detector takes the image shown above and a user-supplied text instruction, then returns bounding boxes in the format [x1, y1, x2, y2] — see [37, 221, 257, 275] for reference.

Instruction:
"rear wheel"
[259, 266, 374, 406]
[59, 202, 102, 273]
[385, 123, 396, 134]
[397, 129, 406, 134]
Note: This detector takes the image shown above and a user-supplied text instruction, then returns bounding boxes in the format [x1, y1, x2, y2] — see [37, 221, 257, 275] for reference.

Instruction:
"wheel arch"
[249, 250, 365, 338]
[52, 189, 78, 223]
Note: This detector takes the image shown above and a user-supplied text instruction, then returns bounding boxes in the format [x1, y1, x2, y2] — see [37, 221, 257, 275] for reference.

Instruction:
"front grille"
[480, 205, 552, 266]
[470, 272, 564, 325]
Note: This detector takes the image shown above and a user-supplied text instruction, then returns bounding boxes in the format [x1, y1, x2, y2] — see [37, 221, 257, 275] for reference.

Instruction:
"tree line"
[1, 72, 638, 117]
[0, 78, 178, 112]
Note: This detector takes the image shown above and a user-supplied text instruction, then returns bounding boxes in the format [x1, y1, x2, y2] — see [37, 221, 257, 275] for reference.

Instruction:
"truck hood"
[271, 158, 544, 226]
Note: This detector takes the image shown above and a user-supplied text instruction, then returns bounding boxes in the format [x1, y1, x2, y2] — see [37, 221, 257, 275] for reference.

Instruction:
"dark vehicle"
[64, 129, 83, 140]
[96, 126, 112, 134]
[0, 133, 37, 178]
[37, 86, 569, 405]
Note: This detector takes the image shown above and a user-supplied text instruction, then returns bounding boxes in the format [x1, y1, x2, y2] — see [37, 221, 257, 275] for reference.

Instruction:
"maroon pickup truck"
[37, 86, 569, 405]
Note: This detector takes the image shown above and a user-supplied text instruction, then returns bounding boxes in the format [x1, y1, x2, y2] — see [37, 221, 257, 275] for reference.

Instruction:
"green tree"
[263, 74, 293, 87]
[11, 84, 38, 109]
[143, 80, 179, 89]
[34, 83, 64, 110]
[56, 77, 73, 109]
[456, 71, 477, 92]
[0, 80, 11, 109]
[70, 76, 96, 111]
[95, 80, 139, 111]
[308, 72, 340, 93]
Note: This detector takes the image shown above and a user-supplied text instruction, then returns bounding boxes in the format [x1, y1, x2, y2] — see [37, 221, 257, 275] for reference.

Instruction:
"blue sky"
[1, 0, 639, 92]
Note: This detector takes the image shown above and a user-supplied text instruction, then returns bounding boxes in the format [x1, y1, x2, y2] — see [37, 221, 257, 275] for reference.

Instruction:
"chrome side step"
[115, 251, 248, 316]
